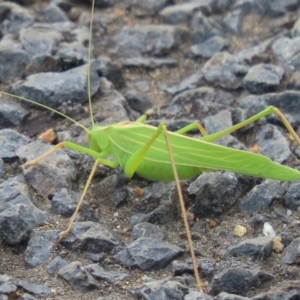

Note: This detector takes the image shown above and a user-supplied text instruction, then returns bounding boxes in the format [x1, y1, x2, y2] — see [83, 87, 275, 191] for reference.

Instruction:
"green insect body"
[81, 117, 300, 183]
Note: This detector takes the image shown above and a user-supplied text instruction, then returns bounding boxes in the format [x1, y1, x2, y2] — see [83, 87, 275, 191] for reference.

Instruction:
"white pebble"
[287, 209, 292, 216]
[263, 222, 276, 238]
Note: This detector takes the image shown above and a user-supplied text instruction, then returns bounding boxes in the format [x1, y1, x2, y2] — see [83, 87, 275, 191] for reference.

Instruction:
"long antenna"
[87, 0, 95, 127]
[0, 92, 90, 133]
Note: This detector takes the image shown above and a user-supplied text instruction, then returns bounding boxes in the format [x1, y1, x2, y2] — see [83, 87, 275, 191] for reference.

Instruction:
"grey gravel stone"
[190, 12, 223, 44]
[0, 275, 17, 294]
[255, 124, 291, 164]
[60, 221, 121, 253]
[130, 182, 177, 226]
[0, 204, 36, 245]
[228, 236, 273, 261]
[0, 159, 4, 178]
[160, 2, 211, 25]
[223, 9, 245, 34]
[282, 237, 300, 264]
[188, 36, 227, 59]
[0, 46, 31, 83]
[20, 25, 63, 57]
[95, 172, 129, 207]
[215, 292, 250, 300]
[0, 100, 28, 126]
[24, 230, 59, 268]
[112, 25, 186, 57]
[130, 279, 189, 300]
[18, 294, 39, 300]
[85, 264, 129, 283]
[17, 281, 52, 298]
[132, 222, 167, 241]
[122, 57, 178, 69]
[16, 141, 77, 197]
[284, 182, 300, 210]
[243, 64, 284, 94]
[113, 237, 184, 270]
[51, 188, 81, 216]
[10, 61, 100, 109]
[0, 2, 34, 34]
[124, 89, 151, 114]
[124, 0, 169, 14]
[188, 172, 241, 217]
[41, 4, 69, 22]
[163, 87, 235, 120]
[239, 180, 286, 215]
[203, 109, 232, 135]
[210, 267, 273, 296]
[161, 71, 203, 97]
[58, 261, 99, 293]
[0, 175, 47, 225]
[184, 291, 213, 300]
[0, 129, 30, 161]
[202, 52, 249, 89]
[47, 256, 68, 275]
[251, 280, 300, 300]
[272, 36, 300, 67]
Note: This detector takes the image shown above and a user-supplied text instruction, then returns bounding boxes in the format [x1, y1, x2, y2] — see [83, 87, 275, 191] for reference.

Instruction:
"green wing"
[109, 123, 300, 181]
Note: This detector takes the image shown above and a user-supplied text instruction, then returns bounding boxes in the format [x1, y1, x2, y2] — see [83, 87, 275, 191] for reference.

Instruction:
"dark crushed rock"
[96, 172, 129, 207]
[210, 267, 273, 296]
[202, 52, 249, 89]
[0, 275, 17, 294]
[0, 158, 4, 178]
[187, 36, 228, 59]
[0, 175, 47, 225]
[188, 172, 242, 217]
[24, 230, 59, 268]
[243, 64, 285, 94]
[16, 140, 77, 197]
[0, 99, 28, 127]
[17, 281, 52, 298]
[85, 264, 129, 283]
[0, 129, 30, 161]
[10, 61, 100, 109]
[60, 221, 121, 253]
[58, 261, 99, 293]
[112, 25, 186, 58]
[113, 237, 184, 270]
[239, 180, 286, 215]
[215, 292, 250, 300]
[124, 89, 152, 114]
[47, 256, 68, 275]
[284, 181, 300, 210]
[251, 280, 300, 300]
[282, 237, 300, 264]
[130, 278, 189, 300]
[228, 236, 273, 261]
[254, 124, 292, 163]
[185, 291, 214, 300]
[161, 71, 203, 97]
[130, 181, 177, 226]
[0, 204, 37, 245]
[18, 294, 39, 300]
[122, 57, 178, 69]
[132, 222, 167, 241]
[0, 2, 34, 35]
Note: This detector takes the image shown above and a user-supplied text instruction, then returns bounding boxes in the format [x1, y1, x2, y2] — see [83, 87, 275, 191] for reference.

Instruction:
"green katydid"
[2, 0, 300, 294]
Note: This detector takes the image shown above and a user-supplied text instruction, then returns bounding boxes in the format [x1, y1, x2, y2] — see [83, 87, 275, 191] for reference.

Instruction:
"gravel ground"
[0, 0, 300, 300]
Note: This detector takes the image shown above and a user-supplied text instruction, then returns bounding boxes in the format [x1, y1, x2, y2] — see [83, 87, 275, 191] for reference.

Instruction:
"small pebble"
[233, 224, 247, 237]
[272, 237, 284, 253]
[263, 222, 276, 238]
